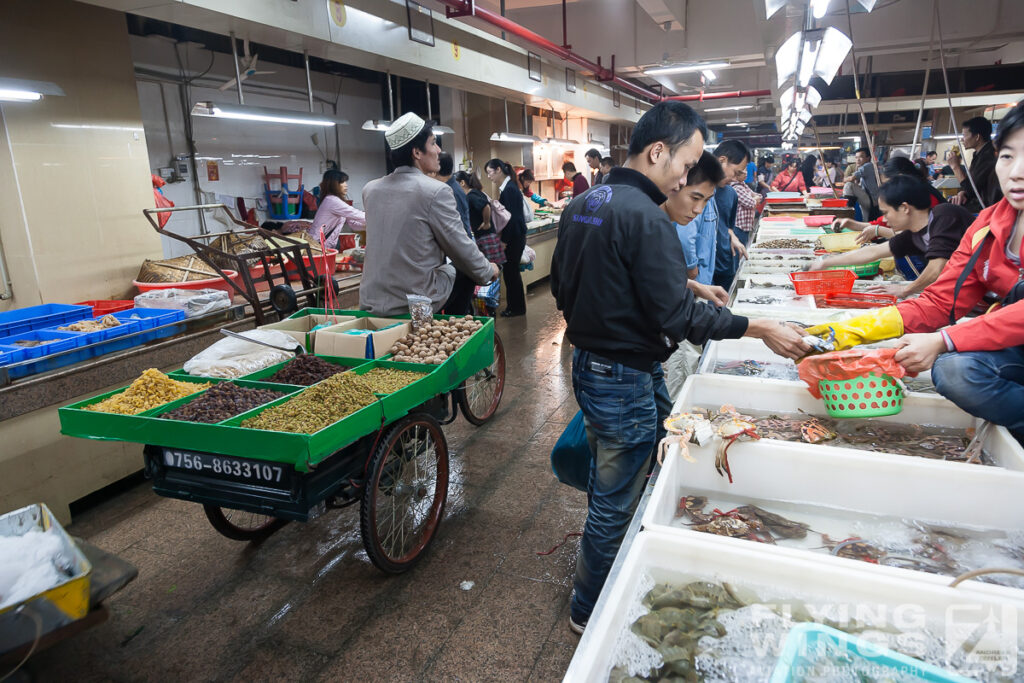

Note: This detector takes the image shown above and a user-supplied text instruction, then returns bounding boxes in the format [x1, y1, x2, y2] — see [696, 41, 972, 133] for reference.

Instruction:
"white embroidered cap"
[385, 112, 426, 150]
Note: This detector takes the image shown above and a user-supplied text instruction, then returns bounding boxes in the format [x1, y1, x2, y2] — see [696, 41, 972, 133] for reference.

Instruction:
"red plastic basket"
[823, 292, 897, 309]
[74, 300, 134, 316]
[789, 269, 856, 296]
[821, 198, 848, 208]
[803, 215, 835, 227]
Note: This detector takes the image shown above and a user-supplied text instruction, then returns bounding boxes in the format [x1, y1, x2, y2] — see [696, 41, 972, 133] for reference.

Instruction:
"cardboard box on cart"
[315, 318, 411, 359]
[257, 314, 358, 352]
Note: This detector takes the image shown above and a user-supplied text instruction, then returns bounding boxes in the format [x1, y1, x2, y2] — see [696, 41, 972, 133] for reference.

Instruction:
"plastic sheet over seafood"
[673, 493, 1024, 588]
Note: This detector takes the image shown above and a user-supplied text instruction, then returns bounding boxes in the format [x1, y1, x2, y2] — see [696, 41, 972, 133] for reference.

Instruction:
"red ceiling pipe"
[662, 90, 772, 102]
[435, 0, 661, 102]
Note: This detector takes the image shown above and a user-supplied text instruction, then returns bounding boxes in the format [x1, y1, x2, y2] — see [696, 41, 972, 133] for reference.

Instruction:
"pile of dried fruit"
[387, 316, 483, 364]
[241, 372, 376, 433]
[59, 315, 121, 333]
[161, 382, 284, 423]
[755, 238, 810, 250]
[264, 355, 351, 385]
[360, 367, 426, 394]
[84, 369, 210, 415]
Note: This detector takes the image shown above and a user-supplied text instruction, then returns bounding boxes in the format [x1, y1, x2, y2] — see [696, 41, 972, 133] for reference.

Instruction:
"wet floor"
[28, 287, 587, 682]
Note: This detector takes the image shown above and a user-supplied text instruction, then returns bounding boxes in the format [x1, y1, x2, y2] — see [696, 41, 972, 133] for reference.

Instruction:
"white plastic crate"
[641, 445, 1024, 587]
[672, 373, 1024, 471]
[564, 530, 1024, 682]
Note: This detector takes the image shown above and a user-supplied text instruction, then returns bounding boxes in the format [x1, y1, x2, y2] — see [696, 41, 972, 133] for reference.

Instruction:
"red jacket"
[897, 199, 1024, 351]
[772, 170, 807, 193]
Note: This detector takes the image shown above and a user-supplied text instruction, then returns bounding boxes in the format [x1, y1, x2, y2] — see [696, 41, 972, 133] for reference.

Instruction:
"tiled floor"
[29, 287, 586, 682]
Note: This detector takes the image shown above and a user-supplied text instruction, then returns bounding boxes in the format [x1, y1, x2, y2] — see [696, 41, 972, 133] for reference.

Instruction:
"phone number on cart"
[162, 450, 284, 483]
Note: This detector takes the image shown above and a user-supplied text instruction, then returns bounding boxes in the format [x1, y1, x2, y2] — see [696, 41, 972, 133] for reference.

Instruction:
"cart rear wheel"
[269, 284, 298, 316]
[359, 414, 449, 573]
[456, 333, 505, 425]
[203, 505, 286, 541]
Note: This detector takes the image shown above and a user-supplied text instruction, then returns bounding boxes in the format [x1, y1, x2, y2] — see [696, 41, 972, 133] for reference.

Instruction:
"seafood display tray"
[563, 530, 1024, 682]
[672, 374, 1024, 471]
[727, 305, 856, 325]
[698, 339, 936, 393]
[641, 443, 1024, 587]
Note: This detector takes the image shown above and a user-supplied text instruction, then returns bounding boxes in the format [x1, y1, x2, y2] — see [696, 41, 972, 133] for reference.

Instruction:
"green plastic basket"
[818, 372, 903, 418]
[828, 260, 880, 277]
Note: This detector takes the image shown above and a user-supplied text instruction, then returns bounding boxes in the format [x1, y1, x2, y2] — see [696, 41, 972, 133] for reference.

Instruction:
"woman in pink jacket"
[309, 169, 366, 248]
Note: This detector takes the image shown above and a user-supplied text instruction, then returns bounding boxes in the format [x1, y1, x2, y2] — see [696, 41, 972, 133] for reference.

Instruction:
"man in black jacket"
[551, 101, 809, 635]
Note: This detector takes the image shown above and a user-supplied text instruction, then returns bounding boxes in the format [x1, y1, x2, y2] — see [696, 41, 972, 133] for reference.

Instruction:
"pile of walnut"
[388, 316, 483, 364]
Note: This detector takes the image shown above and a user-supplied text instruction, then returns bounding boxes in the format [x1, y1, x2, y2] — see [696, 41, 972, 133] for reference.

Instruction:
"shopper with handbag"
[485, 158, 528, 317]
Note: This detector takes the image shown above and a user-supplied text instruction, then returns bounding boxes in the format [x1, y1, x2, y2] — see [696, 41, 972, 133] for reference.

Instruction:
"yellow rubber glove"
[804, 306, 904, 351]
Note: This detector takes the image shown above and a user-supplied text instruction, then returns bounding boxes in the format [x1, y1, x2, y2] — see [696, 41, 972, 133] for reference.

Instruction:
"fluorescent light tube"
[490, 132, 540, 144]
[644, 61, 729, 76]
[726, 123, 748, 127]
[0, 89, 41, 101]
[192, 102, 346, 126]
[546, 137, 580, 145]
[704, 105, 754, 113]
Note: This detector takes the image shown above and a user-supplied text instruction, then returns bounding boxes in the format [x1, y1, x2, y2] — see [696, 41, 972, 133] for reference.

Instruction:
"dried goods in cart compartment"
[388, 315, 483, 364]
[240, 371, 376, 433]
[84, 369, 211, 415]
[263, 354, 353, 385]
[360, 367, 427, 394]
[160, 383, 285, 423]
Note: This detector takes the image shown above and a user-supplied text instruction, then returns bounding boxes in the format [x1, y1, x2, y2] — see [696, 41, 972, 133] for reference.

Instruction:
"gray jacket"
[360, 166, 494, 316]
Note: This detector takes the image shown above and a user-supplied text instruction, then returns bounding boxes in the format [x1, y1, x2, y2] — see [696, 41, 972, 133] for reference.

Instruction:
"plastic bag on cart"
[183, 329, 296, 379]
[797, 347, 915, 399]
[550, 410, 593, 493]
[134, 288, 231, 318]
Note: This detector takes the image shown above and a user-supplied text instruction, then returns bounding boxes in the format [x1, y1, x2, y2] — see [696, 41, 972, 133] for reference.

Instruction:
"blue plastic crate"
[113, 308, 186, 342]
[770, 623, 972, 683]
[39, 316, 145, 346]
[0, 344, 27, 367]
[0, 330, 83, 360]
[0, 304, 92, 338]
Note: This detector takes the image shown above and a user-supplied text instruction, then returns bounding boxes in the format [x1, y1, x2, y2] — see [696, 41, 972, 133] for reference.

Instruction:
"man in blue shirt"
[677, 195, 719, 285]
[710, 141, 752, 290]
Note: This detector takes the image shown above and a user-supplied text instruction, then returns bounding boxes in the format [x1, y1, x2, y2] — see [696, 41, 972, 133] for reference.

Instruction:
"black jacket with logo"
[551, 167, 748, 371]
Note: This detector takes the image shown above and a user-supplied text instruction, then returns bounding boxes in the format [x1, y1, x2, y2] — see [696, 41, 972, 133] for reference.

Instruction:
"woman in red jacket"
[771, 157, 808, 192]
[805, 100, 1024, 440]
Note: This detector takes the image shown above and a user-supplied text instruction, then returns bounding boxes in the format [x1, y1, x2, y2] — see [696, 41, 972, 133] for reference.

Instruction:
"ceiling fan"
[218, 38, 275, 91]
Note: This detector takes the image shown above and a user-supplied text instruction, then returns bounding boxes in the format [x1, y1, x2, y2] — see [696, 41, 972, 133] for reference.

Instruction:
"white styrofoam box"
[732, 288, 816, 309]
[729, 304, 856, 324]
[640, 446, 1024, 588]
[698, 338, 935, 393]
[564, 529, 1024, 682]
[672, 373, 1024, 471]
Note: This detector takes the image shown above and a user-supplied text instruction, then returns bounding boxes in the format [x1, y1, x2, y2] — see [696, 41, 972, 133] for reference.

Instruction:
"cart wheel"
[269, 284, 298, 316]
[203, 505, 286, 542]
[456, 333, 505, 425]
[359, 413, 449, 574]
[316, 275, 340, 307]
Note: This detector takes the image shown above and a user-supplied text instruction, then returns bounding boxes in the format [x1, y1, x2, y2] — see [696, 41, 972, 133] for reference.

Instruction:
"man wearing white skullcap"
[360, 113, 498, 316]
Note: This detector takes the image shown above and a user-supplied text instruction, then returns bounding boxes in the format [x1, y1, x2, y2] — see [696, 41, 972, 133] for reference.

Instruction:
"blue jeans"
[932, 347, 1024, 439]
[570, 349, 672, 623]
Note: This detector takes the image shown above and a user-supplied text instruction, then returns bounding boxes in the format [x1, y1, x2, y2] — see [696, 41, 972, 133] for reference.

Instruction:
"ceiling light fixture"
[838, 135, 861, 140]
[704, 104, 755, 113]
[364, 71, 396, 133]
[726, 123, 748, 127]
[766, 0, 876, 19]
[192, 102, 345, 126]
[775, 27, 851, 87]
[931, 134, 961, 140]
[0, 77, 65, 102]
[490, 98, 540, 144]
[644, 61, 729, 76]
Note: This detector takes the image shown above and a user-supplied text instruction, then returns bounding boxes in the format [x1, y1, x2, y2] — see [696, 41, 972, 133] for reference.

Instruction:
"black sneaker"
[568, 614, 588, 635]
